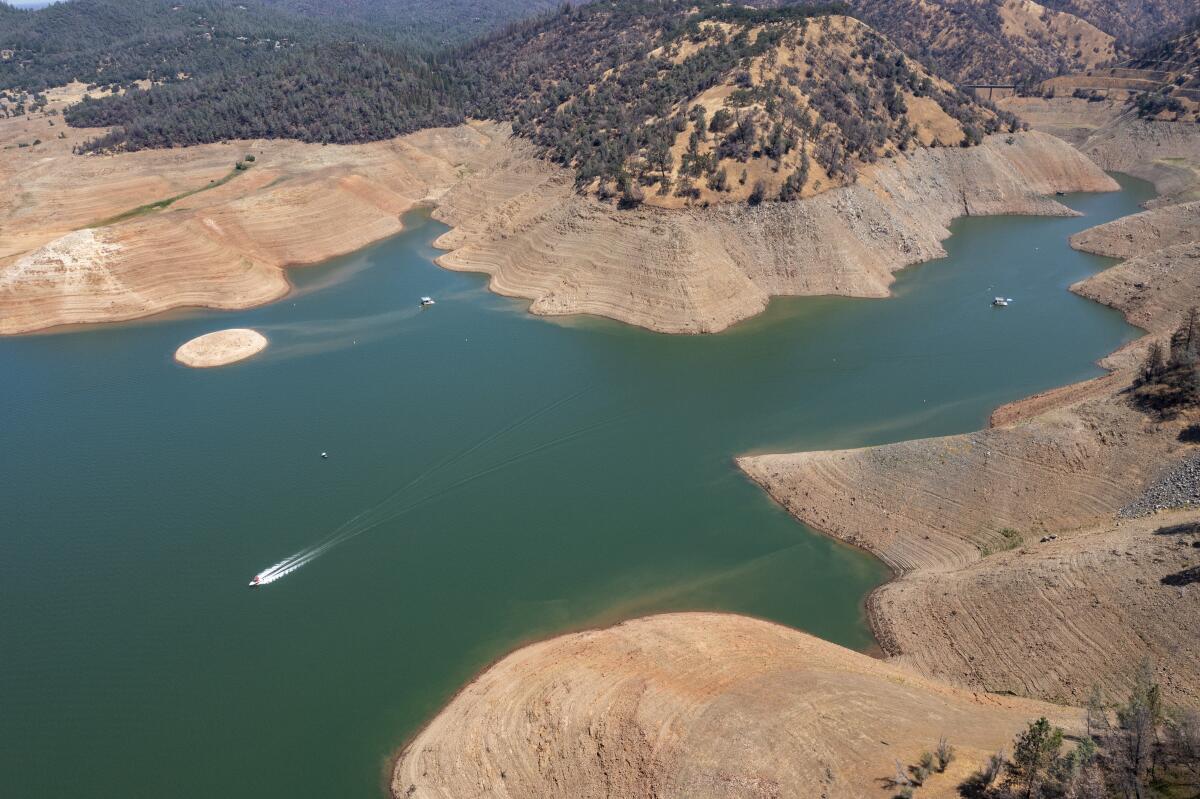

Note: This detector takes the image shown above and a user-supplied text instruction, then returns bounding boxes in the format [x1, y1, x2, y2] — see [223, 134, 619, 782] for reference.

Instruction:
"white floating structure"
[419, 296, 436, 307]
[992, 297, 1012, 307]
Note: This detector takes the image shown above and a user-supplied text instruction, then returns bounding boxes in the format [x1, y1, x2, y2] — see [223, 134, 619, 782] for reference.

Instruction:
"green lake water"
[1, 174, 1153, 797]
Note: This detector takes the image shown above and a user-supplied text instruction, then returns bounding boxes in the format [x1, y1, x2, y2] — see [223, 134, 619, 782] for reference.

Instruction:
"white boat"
[419, 296, 436, 307]
[992, 297, 1011, 307]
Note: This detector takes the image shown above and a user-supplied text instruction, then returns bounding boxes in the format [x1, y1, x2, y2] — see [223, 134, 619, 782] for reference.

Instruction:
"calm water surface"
[1, 174, 1153, 797]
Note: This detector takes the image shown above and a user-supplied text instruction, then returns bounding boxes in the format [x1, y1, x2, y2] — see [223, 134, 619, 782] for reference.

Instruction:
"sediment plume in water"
[251, 387, 628, 586]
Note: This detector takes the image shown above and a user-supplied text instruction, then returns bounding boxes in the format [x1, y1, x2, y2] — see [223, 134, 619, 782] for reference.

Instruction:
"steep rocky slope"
[392, 613, 1078, 799]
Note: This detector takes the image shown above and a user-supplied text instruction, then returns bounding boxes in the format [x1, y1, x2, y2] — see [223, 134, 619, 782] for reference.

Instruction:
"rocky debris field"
[1119, 449, 1200, 518]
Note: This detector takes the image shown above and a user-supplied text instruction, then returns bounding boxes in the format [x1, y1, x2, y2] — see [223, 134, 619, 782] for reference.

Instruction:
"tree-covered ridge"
[1039, 0, 1196, 48]
[836, 0, 1115, 86]
[461, 5, 1016, 205]
[255, 0, 558, 45]
[57, 0, 1015, 206]
[64, 41, 464, 149]
[0, 0, 557, 95]
[748, 0, 1190, 86]
[1132, 16, 1200, 92]
[0, 0, 347, 92]
[1127, 17, 1200, 121]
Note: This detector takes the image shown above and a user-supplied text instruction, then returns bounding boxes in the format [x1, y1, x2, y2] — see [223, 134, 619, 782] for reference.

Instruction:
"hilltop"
[464, 6, 1018, 206]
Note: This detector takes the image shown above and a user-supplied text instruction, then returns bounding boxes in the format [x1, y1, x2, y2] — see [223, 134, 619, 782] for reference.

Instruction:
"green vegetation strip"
[91, 164, 246, 228]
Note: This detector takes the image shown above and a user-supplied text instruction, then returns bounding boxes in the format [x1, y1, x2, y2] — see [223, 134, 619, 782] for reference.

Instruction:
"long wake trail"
[251, 387, 614, 585]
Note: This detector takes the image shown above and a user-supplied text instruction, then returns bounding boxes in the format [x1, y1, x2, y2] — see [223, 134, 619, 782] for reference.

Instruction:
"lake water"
[1, 174, 1153, 797]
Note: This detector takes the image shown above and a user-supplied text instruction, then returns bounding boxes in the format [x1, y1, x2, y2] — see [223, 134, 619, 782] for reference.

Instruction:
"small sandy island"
[174, 328, 267, 368]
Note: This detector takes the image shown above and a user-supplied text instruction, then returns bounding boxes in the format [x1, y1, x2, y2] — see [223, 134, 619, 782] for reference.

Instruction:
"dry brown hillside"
[1132, 19, 1200, 92]
[613, 15, 1018, 208]
[1041, 0, 1195, 47]
[474, 8, 1022, 209]
[846, 0, 1117, 83]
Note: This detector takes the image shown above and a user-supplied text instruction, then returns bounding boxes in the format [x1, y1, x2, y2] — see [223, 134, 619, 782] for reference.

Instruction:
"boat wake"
[249, 386, 627, 587]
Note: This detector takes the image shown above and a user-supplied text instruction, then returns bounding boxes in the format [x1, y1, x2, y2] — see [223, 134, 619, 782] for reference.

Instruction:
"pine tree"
[1006, 717, 1064, 799]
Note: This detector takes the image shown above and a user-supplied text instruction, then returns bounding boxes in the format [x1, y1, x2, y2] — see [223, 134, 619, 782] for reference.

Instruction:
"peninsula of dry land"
[393, 613, 1079, 799]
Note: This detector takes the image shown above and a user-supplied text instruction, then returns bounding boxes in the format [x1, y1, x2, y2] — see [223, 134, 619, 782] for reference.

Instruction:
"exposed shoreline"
[7, 87, 1195, 798]
[0, 85, 514, 336]
[381, 172, 1156, 796]
[736, 151, 1200, 705]
[428, 130, 1115, 333]
[1, 87, 1116, 337]
[386, 113, 1200, 792]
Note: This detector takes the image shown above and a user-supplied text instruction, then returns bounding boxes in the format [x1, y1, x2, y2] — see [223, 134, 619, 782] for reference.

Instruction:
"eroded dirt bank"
[392, 613, 1077, 799]
[0, 87, 513, 334]
[738, 142, 1200, 706]
[999, 96, 1200, 207]
[2, 85, 1113, 335]
[432, 130, 1115, 332]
